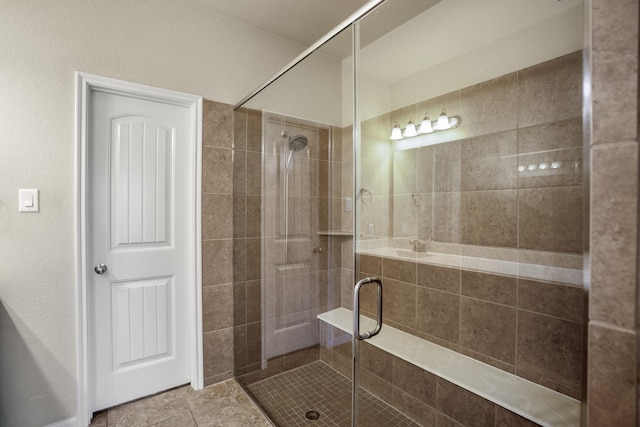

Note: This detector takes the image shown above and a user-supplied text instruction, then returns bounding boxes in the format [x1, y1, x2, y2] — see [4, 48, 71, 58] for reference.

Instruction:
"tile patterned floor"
[88, 379, 273, 427]
[247, 361, 420, 427]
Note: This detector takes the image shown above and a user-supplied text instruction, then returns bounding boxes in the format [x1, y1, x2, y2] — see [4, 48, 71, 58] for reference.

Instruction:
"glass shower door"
[352, 0, 585, 426]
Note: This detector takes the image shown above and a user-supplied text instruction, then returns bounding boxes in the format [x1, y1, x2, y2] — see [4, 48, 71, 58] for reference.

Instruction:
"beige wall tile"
[416, 146, 435, 193]
[203, 284, 233, 333]
[416, 287, 460, 343]
[518, 51, 582, 128]
[245, 322, 262, 366]
[284, 346, 318, 370]
[393, 356, 437, 406]
[392, 387, 437, 425]
[462, 189, 517, 247]
[382, 258, 416, 284]
[203, 100, 233, 149]
[592, 0, 638, 144]
[517, 279, 583, 323]
[202, 194, 233, 240]
[591, 143, 638, 329]
[460, 73, 517, 137]
[461, 130, 518, 191]
[588, 323, 637, 426]
[360, 369, 394, 403]
[460, 297, 516, 364]
[246, 109, 262, 153]
[232, 149, 246, 195]
[245, 238, 261, 281]
[361, 341, 394, 383]
[202, 147, 233, 194]
[232, 238, 246, 283]
[393, 149, 417, 195]
[360, 255, 383, 277]
[433, 140, 461, 192]
[244, 195, 261, 238]
[516, 366, 580, 400]
[233, 108, 247, 152]
[233, 195, 246, 239]
[245, 151, 262, 195]
[437, 379, 496, 427]
[417, 264, 460, 293]
[518, 186, 583, 253]
[517, 311, 582, 390]
[393, 194, 419, 238]
[382, 278, 417, 330]
[461, 271, 516, 306]
[245, 280, 261, 324]
[233, 283, 246, 326]
[517, 118, 583, 188]
[202, 239, 233, 286]
[434, 192, 461, 243]
[416, 192, 434, 241]
[203, 328, 234, 378]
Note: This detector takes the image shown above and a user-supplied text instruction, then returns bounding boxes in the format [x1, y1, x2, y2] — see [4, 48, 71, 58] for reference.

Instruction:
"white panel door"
[89, 89, 191, 410]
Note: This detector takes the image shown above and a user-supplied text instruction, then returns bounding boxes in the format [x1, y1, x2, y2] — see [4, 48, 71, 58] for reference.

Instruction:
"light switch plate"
[19, 189, 39, 212]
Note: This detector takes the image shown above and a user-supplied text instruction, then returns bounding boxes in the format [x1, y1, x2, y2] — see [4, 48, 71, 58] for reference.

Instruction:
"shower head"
[288, 134, 309, 152]
[281, 130, 309, 152]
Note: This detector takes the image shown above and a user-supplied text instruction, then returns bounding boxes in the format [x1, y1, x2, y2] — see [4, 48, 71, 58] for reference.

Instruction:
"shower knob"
[94, 264, 108, 274]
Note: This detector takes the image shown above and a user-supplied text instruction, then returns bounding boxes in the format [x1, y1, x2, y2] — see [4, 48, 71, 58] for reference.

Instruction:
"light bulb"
[434, 108, 451, 130]
[418, 114, 433, 134]
[403, 119, 417, 137]
[390, 123, 403, 140]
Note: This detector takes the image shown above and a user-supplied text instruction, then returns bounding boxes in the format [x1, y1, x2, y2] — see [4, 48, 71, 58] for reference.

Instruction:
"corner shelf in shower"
[317, 230, 353, 236]
[318, 307, 580, 427]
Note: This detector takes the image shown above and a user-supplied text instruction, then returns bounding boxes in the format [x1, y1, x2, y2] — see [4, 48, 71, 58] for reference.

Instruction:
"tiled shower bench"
[318, 307, 580, 427]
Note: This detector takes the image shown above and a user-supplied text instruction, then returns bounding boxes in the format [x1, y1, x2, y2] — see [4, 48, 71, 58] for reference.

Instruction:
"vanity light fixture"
[389, 108, 460, 140]
[390, 122, 403, 140]
[403, 119, 418, 137]
[434, 108, 452, 130]
[418, 114, 433, 134]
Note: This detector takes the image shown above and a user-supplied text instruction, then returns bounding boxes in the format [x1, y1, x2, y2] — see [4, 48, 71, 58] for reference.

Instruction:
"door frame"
[74, 72, 203, 426]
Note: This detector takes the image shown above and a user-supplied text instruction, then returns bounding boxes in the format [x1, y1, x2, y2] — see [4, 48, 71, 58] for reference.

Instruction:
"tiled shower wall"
[336, 51, 585, 399]
[201, 100, 235, 386]
[231, 106, 263, 378]
[587, 0, 639, 425]
[362, 51, 583, 251]
[231, 108, 345, 383]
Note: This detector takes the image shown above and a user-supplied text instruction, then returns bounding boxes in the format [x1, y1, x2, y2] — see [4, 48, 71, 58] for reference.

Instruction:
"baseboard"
[45, 416, 77, 427]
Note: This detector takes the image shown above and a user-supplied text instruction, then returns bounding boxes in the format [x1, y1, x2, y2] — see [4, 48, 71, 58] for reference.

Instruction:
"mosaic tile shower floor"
[247, 361, 420, 427]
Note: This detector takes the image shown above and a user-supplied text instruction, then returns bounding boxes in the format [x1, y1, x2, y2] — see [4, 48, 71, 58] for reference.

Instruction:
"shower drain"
[305, 410, 321, 420]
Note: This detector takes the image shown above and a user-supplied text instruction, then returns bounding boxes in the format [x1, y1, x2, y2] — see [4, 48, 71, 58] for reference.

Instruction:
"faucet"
[409, 239, 426, 253]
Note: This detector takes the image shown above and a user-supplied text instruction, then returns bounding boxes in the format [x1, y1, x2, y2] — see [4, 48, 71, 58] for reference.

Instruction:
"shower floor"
[246, 361, 420, 427]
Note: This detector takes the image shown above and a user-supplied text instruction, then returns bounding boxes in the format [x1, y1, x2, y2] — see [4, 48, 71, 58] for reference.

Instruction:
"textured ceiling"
[176, 0, 371, 47]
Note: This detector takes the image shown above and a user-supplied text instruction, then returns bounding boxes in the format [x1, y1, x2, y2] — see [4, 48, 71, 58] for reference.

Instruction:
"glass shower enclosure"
[232, 0, 586, 426]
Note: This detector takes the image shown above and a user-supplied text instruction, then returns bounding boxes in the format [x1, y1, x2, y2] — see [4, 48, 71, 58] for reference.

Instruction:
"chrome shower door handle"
[353, 277, 383, 340]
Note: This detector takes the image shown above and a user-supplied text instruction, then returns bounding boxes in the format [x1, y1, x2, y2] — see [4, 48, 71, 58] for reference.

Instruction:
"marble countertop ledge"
[318, 307, 580, 427]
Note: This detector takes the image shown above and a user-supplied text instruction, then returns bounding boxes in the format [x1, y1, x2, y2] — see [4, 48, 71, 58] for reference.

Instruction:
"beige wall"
[587, 0, 639, 425]
[0, 2, 302, 425]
